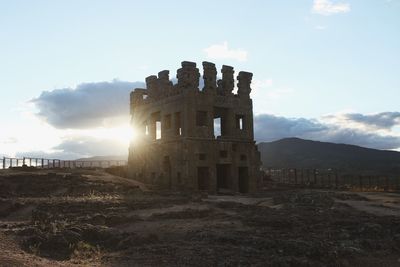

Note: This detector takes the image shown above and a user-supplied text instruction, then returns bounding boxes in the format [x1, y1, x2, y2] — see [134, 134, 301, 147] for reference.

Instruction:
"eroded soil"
[0, 169, 400, 266]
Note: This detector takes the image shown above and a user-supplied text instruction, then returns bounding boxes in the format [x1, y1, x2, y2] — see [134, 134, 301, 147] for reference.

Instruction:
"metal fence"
[264, 168, 400, 191]
[1, 156, 127, 170]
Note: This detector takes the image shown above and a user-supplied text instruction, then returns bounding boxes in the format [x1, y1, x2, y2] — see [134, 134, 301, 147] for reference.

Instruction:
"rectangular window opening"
[214, 107, 228, 137]
[214, 117, 221, 138]
[156, 121, 161, 140]
[236, 115, 245, 130]
[175, 112, 182, 136]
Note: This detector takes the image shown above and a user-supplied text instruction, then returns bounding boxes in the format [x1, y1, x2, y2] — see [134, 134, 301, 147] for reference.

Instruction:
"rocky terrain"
[0, 168, 400, 266]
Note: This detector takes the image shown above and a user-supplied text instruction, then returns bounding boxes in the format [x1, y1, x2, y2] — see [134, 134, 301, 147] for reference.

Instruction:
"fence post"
[2, 157, 5, 169]
[300, 169, 304, 185]
[23, 157, 25, 166]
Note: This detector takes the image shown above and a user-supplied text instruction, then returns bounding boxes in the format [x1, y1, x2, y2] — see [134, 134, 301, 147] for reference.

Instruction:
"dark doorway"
[238, 167, 249, 193]
[217, 164, 230, 190]
[197, 167, 209, 190]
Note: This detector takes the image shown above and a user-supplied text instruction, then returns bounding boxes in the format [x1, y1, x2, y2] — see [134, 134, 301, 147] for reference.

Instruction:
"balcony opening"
[214, 107, 228, 138]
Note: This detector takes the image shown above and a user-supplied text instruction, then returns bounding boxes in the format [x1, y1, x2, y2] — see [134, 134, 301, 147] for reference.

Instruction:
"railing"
[1, 156, 127, 170]
[264, 168, 400, 191]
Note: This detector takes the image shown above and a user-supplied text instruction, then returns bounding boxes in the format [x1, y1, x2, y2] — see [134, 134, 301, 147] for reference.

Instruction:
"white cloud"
[312, 0, 351, 16]
[31, 80, 144, 129]
[203, 42, 248, 62]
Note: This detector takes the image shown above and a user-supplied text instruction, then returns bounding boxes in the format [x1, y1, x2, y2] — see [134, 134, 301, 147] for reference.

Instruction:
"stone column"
[158, 70, 173, 97]
[202, 61, 217, 93]
[221, 65, 234, 95]
[177, 61, 200, 91]
[237, 71, 253, 98]
[146, 75, 159, 100]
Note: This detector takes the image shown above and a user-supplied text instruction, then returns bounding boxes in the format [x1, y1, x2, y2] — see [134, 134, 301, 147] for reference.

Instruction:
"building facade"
[128, 61, 261, 192]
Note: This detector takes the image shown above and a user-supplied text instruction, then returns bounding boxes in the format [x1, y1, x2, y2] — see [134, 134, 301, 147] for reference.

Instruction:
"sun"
[82, 124, 137, 146]
[112, 125, 137, 145]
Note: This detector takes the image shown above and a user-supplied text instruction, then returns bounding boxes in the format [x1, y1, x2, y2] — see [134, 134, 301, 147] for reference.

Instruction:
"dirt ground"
[0, 169, 400, 266]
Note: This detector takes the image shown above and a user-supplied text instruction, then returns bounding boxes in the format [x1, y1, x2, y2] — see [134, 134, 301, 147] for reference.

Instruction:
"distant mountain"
[258, 138, 400, 175]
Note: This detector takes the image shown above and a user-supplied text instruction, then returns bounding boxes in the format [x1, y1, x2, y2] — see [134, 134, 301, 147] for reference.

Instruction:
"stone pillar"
[221, 65, 234, 95]
[158, 70, 173, 97]
[177, 61, 200, 91]
[202, 61, 217, 93]
[149, 116, 157, 140]
[237, 71, 253, 98]
[146, 75, 159, 100]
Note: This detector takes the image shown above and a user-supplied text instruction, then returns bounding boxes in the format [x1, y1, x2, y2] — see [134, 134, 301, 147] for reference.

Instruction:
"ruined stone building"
[128, 61, 261, 192]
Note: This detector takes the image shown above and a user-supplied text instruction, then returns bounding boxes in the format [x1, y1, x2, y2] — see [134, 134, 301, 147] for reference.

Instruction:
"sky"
[0, 0, 399, 159]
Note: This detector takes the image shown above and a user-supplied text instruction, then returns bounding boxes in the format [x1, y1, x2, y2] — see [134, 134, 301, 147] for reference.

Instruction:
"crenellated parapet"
[132, 61, 253, 105]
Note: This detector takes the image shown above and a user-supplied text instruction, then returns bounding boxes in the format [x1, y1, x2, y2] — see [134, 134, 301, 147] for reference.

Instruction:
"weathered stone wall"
[128, 61, 261, 193]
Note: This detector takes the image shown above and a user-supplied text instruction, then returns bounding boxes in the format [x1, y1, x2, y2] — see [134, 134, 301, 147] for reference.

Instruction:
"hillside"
[258, 138, 400, 174]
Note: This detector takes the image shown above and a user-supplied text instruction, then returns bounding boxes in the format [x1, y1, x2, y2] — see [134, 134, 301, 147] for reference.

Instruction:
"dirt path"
[335, 191, 400, 216]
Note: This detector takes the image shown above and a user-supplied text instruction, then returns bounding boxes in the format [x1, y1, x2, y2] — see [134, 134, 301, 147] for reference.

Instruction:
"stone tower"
[128, 61, 261, 193]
